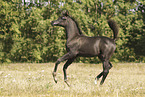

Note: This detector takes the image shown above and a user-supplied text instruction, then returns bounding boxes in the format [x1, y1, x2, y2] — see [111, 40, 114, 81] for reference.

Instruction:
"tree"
[0, 0, 145, 63]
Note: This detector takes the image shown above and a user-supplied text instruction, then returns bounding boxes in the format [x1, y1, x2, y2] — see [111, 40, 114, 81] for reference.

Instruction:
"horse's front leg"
[52, 52, 76, 84]
[63, 58, 75, 86]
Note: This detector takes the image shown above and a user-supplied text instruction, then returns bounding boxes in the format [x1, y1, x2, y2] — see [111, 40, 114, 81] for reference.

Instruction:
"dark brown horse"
[51, 10, 119, 86]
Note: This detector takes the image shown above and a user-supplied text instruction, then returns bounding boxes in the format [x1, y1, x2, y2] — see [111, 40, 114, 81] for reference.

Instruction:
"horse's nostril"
[51, 21, 59, 26]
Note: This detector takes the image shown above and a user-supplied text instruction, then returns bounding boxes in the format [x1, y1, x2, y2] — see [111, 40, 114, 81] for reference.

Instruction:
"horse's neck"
[65, 21, 80, 42]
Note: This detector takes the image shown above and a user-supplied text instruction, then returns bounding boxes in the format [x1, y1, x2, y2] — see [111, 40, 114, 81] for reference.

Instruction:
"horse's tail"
[107, 19, 119, 41]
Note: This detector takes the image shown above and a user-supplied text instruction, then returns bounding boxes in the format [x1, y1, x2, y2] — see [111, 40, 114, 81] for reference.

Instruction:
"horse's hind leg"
[95, 60, 112, 85]
[100, 60, 112, 85]
[95, 72, 103, 84]
[63, 58, 75, 86]
[96, 52, 113, 85]
[95, 54, 104, 84]
[95, 72, 103, 80]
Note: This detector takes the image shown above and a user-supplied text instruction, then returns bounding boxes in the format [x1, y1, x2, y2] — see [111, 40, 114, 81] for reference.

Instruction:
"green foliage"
[0, 0, 145, 63]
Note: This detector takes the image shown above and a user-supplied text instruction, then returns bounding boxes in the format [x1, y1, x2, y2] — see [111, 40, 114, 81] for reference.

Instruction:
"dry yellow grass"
[0, 62, 145, 97]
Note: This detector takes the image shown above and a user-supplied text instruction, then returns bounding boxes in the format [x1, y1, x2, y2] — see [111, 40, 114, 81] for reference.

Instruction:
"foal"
[51, 11, 119, 86]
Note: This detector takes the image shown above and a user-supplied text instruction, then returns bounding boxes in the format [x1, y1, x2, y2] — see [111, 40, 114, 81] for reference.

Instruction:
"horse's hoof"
[54, 79, 57, 83]
[64, 80, 70, 87]
[52, 72, 58, 83]
[95, 80, 97, 84]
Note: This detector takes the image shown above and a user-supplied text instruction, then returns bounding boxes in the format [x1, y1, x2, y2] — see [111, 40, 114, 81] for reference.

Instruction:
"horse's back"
[77, 36, 116, 57]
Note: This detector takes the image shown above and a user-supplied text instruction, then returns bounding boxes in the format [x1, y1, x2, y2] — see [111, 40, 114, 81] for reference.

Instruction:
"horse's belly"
[78, 49, 99, 57]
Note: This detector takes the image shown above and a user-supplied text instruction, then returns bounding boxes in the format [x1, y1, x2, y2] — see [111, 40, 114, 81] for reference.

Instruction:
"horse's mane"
[68, 15, 83, 35]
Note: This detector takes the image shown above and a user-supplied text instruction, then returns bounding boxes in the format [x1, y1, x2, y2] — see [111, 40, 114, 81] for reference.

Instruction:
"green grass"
[0, 63, 145, 97]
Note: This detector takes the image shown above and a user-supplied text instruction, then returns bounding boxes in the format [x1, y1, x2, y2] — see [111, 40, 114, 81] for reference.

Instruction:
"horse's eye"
[62, 17, 66, 20]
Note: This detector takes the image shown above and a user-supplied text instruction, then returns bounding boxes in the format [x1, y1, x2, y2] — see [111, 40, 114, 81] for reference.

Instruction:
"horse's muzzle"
[51, 20, 59, 26]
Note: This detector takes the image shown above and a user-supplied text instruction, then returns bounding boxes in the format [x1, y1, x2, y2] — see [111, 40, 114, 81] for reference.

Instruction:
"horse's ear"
[62, 10, 69, 16]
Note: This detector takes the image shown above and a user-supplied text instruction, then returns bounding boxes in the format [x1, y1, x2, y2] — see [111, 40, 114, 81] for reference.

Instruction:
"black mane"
[68, 15, 83, 35]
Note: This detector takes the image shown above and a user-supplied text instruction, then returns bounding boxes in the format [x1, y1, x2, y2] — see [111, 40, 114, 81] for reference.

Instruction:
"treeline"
[0, 0, 145, 63]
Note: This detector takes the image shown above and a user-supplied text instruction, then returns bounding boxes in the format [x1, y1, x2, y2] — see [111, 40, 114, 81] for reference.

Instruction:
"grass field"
[0, 62, 145, 97]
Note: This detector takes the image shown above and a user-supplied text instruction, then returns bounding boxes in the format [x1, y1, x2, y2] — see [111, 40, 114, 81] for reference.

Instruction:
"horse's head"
[51, 10, 69, 27]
